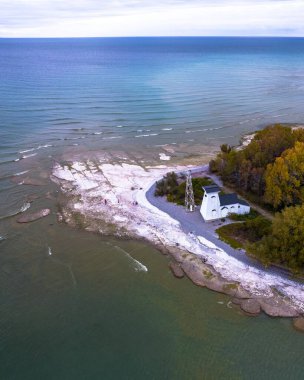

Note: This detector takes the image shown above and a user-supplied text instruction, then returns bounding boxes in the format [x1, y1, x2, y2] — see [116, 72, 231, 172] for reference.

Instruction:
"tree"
[247, 204, 304, 270]
[209, 124, 296, 197]
[264, 142, 304, 209]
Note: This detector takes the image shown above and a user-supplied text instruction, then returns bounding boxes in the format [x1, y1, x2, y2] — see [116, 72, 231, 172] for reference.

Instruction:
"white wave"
[13, 170, 29, 176]
[14, 158, 20, 162]
[114, 246, 148, 272]
[162, 128, 173, 131]
[20, 202, 31, 213]
[22, 153, 37, 159]
[93, 132, 102, 135]
[19, 148, 35, 154]
[116, 125, 124, 128]
[37, 144, 53, 149]
[135, 133, 159, 138]
[0, 202, 30, 220]
[0, 235, 6, 241]
[102, 136, 122, 140]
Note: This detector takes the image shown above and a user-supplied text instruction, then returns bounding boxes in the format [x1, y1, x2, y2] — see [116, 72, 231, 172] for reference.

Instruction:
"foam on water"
[0, 202, 30, 220]
[21, 153, 37, 159]
[114, 246, 148, 272]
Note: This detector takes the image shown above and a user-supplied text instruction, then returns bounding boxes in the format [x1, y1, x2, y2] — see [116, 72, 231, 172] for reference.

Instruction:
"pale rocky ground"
[50, 154, 304, 321]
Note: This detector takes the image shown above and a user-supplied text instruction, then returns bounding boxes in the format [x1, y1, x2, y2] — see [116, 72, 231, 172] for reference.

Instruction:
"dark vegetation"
[217, 215, 271, 250]
[247, 205, 304, 272]
[211, 123, 304, 271]
[155, 172, 213, 206]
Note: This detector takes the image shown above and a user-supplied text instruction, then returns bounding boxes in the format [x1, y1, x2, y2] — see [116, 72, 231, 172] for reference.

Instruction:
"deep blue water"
[1, 38, 304, 379]
[1, 37, 304, 157]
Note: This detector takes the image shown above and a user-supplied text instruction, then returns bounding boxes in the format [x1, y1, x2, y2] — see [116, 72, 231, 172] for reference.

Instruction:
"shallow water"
[1, 37, 304, 378]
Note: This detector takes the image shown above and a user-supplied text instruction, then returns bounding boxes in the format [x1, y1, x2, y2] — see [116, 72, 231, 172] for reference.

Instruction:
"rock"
[240, 299, 261, 315]
[168, 247, 187, 263]
[22, 178, 45, 186]
[26, 194, 40, 202]
[231, 298, 242, 305]
[293, 317, 304, 332]
[45, 191, 54, 200]
[13, 177, 45, 186]
[181, 261, 206, 287]
[17, 209, 51, 223]
[182, 259, 241, 295]
[234, 286, 252, 299]
[257, 297, 299, 317]
[169, 261, 184, 278]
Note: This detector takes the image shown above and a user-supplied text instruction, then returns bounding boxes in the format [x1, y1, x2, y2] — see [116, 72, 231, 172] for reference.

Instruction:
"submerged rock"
[240, 299, 261, 315]
[26, 194, 40, 202]
[11, 177, 45, 186]
[17, 209, 51, 223]
[21, 178, 46, 186]
[293, 317, 304, 332]
[231, 298, 242, 305]
[169, 261, 184, 278]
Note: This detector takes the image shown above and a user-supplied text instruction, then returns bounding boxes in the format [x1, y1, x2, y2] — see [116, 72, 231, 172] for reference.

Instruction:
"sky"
[0, 0, 304, 38]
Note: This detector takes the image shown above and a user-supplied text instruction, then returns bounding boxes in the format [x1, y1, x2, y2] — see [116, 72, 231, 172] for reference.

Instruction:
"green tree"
[247, 204, 304, 270]
[209, 124, 296, 197]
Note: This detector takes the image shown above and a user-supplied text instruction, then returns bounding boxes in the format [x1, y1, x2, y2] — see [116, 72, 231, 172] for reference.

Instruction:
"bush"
[247, 204, 304, 271]
[155, 172, 178, 196]
[229, 209, 259, 221]
[155, 173, 214, 206]
[216, 215, 271, 249]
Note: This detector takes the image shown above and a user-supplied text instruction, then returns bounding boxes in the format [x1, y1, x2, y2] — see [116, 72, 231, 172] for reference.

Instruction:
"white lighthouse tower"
[200, 185, 221, 221]
[200, 185, 250, 221]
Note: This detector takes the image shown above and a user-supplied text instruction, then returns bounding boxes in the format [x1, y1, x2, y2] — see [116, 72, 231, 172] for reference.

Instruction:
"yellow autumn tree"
[264, 141, 304, 209]
[247, 204, 304, 270]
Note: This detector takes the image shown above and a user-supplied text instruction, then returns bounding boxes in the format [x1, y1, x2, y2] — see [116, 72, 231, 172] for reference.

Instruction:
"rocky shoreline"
[50, 156, 304, 327]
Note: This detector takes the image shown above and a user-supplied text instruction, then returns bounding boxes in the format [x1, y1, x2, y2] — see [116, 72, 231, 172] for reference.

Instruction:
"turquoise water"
[1, 37, 304, 379]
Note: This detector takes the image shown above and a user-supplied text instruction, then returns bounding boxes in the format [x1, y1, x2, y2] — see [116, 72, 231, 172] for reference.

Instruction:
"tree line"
[210, 124, 304, 271]
[209, 124, 304, 210]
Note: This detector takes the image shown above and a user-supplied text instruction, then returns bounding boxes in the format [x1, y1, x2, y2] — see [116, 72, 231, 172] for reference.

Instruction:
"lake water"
[1, 37, 304, 379]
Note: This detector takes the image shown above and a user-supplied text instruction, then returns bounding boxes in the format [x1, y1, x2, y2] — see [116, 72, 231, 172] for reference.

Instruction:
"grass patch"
[228, 209, 259, 221]
[223, 283, 238, 290]
[216, 215, 272, 250]
[216, 224, 244, 249]
[203, 269, 214, 280]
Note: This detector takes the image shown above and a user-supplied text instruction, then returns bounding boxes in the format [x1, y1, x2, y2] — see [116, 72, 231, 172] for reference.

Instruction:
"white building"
[200, 185, 250, 221]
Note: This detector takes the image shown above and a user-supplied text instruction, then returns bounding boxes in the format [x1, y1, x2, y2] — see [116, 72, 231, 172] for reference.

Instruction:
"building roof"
[219, 193, 249, 207]
[203, 185, 220, 194]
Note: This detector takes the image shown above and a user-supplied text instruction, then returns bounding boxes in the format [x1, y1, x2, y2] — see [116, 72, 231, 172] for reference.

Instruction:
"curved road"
[146, 182, 294, 282]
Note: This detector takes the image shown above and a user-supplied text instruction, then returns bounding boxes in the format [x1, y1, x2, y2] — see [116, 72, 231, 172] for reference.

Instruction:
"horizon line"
[1, 35, 304, 39]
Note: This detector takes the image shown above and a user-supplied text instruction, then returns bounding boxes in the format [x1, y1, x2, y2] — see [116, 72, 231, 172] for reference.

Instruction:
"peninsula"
[51, 123, 304, 323]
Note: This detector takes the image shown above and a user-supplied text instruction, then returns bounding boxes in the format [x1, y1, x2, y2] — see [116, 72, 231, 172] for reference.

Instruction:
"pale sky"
[0, 0, 303, 38]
